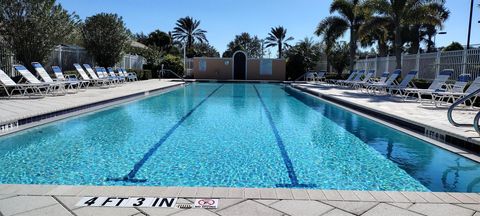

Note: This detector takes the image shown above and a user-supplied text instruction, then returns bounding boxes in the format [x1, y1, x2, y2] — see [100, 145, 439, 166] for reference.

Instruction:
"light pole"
[434, 31, 447, 50]
[260, 39, 265, 59]
[183, 41, 187, 75]
[466, 0, 474, 49]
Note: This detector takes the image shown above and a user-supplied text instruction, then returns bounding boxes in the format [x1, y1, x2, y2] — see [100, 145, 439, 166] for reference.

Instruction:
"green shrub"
[161, 54, 184, 77]
[82, 13, 129, 67]
[0, 0, 79, 71]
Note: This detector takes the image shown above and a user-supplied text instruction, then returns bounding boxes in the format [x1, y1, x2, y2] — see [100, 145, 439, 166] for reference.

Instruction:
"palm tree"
[315, 0, 366, 71]
[172, 16, 208, 50]
[265, 26, 294, 59]
[365, 0, 448, 69]
[359, 17, 392, 57]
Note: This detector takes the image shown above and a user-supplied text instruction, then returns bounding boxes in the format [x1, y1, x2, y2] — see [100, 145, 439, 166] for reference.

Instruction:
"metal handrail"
[159, 69, 185, 82]
[474, 111, 480, 134]
[294, 71, 311, 82]
[447, 88, 480, 126]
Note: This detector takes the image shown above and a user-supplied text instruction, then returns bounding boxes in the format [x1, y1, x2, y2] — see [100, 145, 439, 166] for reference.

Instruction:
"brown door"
[233, 52, 247, 80]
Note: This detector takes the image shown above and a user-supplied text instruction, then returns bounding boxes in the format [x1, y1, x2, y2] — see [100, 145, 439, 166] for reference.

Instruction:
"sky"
[57, 0, 480, 56]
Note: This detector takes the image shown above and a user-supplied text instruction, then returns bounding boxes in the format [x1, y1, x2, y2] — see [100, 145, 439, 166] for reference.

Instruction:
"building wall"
[192, 57, 286, 81]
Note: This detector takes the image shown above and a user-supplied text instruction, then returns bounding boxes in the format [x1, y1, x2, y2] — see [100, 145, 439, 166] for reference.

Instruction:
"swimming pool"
[0, 83, 479, 192]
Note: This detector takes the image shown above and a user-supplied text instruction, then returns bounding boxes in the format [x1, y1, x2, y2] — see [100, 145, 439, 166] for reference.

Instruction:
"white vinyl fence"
[354, 48, 480, 80]
[0, 45, 145, 77]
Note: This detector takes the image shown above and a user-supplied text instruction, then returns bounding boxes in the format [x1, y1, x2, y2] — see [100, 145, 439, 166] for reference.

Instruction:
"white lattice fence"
[353, 48, 480, 80]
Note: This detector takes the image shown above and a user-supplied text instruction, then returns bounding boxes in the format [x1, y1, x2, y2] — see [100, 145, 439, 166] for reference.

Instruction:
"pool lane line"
[107, 84, 225, 183]
[252, 85, 316, 188]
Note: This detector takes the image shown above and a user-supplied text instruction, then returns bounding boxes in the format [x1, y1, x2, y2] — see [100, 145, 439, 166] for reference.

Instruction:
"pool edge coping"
[0, 184, 479, 204]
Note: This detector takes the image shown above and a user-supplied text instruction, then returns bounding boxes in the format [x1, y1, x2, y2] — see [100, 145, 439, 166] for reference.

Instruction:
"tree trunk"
[394, 25, 403, 69]
[349, 27, 356, 71]
[378, 38, 388, 57]
[409, 25, 420, 54]
[278, 41, 282, 59]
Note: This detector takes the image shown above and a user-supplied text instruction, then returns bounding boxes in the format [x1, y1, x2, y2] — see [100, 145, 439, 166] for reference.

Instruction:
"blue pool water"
[0, 83, 479, 192]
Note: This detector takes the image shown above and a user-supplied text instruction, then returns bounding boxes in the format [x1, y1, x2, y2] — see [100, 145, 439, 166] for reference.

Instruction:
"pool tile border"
[0, 185, 479, 204]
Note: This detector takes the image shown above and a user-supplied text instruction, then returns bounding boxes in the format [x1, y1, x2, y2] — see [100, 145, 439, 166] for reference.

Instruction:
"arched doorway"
[232, 51, 247, 80]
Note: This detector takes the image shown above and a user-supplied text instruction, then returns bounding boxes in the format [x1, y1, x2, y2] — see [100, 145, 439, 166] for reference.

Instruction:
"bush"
[82, 13, 129, 67]
[443, 42, 464, 52]
[0, 0, 79, 70]
[161, 54, 184, 77]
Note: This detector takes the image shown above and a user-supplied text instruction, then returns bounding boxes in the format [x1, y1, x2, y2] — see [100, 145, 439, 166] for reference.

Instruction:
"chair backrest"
[344, 70, 358, 81]
[74, 64, 91, 80]
[0, 69, 17, 86]
[14, 65, 42, 84]
[117, 68, 127, 77]
[450, 74, 471, 93]
[361, 70, 375, 82]
[397, 70, 418, 88]
[352, 70, 365, 82]
[31, 62, 54, 83]
[51, 66, 66, 81]
[385, 69, 402, 85]
[378, 72, 390, 83]
[465, 76, 480, 95]
[428, 69, 453, 91]
[83, 64, 100, 79]
[94, 67, 105, 78]
[107, 67, 117, 77]
[317, 71, 325, 78]
[100, 67, 110, 77]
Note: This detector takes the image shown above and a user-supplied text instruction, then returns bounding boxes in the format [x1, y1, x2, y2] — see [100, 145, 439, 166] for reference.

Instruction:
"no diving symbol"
[195, 199, 218, 208]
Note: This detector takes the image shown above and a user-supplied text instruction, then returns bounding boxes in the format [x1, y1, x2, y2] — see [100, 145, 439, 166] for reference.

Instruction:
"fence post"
[76, 48, 80, 64]
[435, 51, 441, 77]
[401, 53, 404, 70]
[364, 56, 368, 70]
[386, 55, 389, 72]
[462, 49, 467, 74]
[58, 46, 62, 67]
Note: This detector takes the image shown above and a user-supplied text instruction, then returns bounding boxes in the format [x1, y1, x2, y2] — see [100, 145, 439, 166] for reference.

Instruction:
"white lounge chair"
[352, 70, 375, 89]
[14, 65, 65, 96]
[78, 64, 111, 88]
[316, 71, 326, 83]
[366, 69, 402, 95]
[359, 71, 389, 93]
[52, 66, 89, 91]
[328, 70, 357, 85]
[107, 67, 126, 83]
[387, 70, 418, 98]
[0, 69, 47, 98]
[434, 75, 480, 108]
[342, 70, 365, 87]
[121, 68, 138, 81]
[32, 62, 78, 94]
[95, 67, 118, 86]
[402, 69, 453, 103]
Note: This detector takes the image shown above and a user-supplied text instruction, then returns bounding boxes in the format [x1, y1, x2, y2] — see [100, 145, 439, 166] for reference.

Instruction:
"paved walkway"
[0, 80, 183, 125]
[1, 185, 480, 216]
[292, 83, 480, 148]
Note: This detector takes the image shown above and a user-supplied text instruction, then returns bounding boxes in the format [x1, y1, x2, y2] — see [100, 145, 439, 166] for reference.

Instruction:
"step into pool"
[0, 83, 479, 192]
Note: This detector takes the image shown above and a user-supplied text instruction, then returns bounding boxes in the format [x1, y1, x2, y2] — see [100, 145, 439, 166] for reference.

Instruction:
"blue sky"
[58, 0, 479, 55]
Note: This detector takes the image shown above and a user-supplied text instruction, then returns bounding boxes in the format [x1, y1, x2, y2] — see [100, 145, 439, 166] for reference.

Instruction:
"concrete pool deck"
[1, 185, 480, 216]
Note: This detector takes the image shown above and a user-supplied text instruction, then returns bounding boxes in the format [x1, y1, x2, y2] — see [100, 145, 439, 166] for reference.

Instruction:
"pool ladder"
[159, 69, 185, 82]
[447, 88, 480, 134]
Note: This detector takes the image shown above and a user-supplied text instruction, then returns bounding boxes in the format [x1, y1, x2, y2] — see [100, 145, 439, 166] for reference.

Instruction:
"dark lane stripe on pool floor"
[107, 84, 224, 182]
[253, 85, 316, 188]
